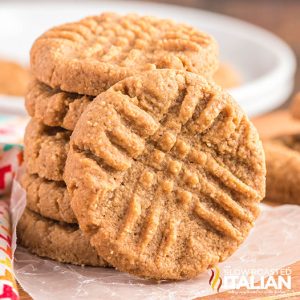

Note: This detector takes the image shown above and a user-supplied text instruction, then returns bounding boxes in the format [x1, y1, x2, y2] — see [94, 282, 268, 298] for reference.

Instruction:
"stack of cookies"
[18, 13, 266, 280]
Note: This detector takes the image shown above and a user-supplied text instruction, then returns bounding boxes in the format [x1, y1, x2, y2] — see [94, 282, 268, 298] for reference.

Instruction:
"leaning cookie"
[65, 69, 265, 280]
[31, 13, 218, 96]
[22, 173, 76, 223]
[264, 135, 300, 205]
[24, 120, 69, 181]
[17, 209, 109, 267]
[25, 80, 92, 131]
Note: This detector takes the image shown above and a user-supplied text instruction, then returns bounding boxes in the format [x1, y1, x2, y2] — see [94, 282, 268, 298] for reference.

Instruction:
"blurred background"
[148, 0, 300, 92]
[0, 0, 299, 119]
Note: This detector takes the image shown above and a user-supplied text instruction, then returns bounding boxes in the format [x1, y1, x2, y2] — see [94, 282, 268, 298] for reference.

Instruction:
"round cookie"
[22, 173, 76, 223]
[264, 135, 300, 205]
[0, 59, 30, 96]
[31, 13, 218, 96]
[17, 209, 109, 267]
[26, 80, 92, 131]
[64, 69, 265, 280]
[24, 120, 70, 181]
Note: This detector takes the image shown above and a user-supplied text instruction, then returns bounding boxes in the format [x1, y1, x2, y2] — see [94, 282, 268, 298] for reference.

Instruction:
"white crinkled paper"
[11, 179, 300, 300]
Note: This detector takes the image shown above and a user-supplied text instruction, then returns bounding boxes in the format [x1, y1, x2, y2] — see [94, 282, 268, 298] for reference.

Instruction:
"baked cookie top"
[64, 69, 265, 280]
[30, 13, 218, 96]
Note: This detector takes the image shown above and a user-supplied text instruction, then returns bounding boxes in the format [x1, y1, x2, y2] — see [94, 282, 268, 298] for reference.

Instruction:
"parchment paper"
[11, 180, 300, 300]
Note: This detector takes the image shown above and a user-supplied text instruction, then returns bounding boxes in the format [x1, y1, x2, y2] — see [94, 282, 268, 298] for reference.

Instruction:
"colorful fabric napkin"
[0, 114, 26, 299]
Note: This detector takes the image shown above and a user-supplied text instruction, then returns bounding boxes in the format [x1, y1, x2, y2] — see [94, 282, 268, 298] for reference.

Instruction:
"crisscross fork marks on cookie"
[31, 13, 218, 95]
[71, 71, 256, 239]
[65, 70, 265, 280]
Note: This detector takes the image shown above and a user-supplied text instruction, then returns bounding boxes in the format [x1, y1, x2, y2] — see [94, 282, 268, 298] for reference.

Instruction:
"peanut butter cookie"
[22, 173, 76, 223]
[26, 80, 92, 131]
[31, 13, 218, 96]
[290, 92, 300, 120]
[0, 59, 30, 96]
[17, 209, 109, 267]
[65, 70, 265, 280]
[264, 135, 300, 204]
[24, 120, 69, 181]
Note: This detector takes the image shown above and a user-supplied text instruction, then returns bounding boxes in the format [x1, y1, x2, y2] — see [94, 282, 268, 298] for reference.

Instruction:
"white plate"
[0, 1, 296, 116]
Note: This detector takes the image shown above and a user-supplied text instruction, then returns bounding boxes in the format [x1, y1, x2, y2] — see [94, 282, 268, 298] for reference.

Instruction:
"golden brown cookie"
[17, 209, 109, 267]
[65, 70, 265, 280]
[213, 62, 242, 89]
[26, 80, 92, 131]
[0, 59, 30, 96]
[24, 120, 70, 181]
[22, 173, 76, 223]
[264, 135, 300, 205]
[290, 92, 300, 120]
[31, 13, 218, 96]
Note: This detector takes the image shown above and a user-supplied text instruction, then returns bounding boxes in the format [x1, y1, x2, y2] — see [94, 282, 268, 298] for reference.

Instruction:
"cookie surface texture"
[65, 69, 265, 280]
[22, 173, 76, 223]
[264, 135, 300, 205]
[25, 80, 92, 131]
[24, 120, 70, 181]
[17, 209, 108, 267]
[31, 13, 218, 96]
